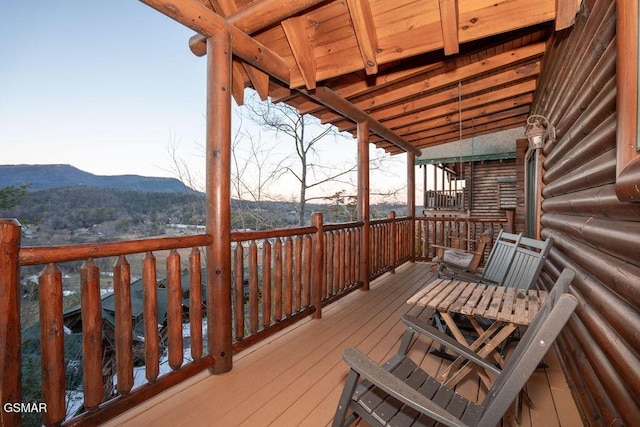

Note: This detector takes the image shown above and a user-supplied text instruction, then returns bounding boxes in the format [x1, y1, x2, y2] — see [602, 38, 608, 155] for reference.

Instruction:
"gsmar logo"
[3, 402, 48, 413]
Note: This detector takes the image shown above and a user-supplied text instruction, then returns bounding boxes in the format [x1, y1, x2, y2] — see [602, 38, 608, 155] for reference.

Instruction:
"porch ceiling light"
[525, 114, 556, 150]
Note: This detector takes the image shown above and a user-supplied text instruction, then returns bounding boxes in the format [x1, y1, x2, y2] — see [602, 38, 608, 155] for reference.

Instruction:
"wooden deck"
[103, 262, 582, 427]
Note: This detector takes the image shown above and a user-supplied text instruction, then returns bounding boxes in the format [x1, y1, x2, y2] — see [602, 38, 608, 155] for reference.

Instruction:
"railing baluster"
[189, 247, 203, 360]
[284, 236, 293, 317]
[81, 259, 104, 409]
[303, 235, 312, 307]
[355, 228, 361, 284]
[143, 252, 159, 381]
[167, 249, 183, 371]
[339, 230, 346, 289]
[294, 236, 303, 312]
[39, 263, 66, 425]
[323, 232, 331, 298]
[274, 238, 283, 321]
[234, 243, 245, 340]
[345, 229, 352, 287]
[249, 241, 259, 334]
[113, 255, 133, 395]
[262, 239, 272, 328]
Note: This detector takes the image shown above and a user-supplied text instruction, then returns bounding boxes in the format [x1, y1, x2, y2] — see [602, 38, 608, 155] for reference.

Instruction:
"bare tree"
[231, 114, 290, 230]
[241, 93, 358, 225]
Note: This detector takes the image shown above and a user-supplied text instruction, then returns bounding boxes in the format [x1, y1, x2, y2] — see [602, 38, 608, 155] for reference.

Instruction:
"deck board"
[103, 262, 582, 427]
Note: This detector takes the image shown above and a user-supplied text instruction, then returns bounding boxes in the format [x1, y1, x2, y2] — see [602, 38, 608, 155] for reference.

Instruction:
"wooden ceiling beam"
[369, 94, 533, 142]
[321, 41, 546, 125]
[382, 115, 528, 154]
[397, 105, 530, 143]
[297, 61, 445, 116]
[334, 61, 540, 132]
[303, 86, 421, 156]
[142, 0, 290, 85]
[189, 0, 328, 56]
[346, 0, 379, 75]
[379, 79, 537, 132]
[282, 17, 317, 90]
[439, 0, 459, 55]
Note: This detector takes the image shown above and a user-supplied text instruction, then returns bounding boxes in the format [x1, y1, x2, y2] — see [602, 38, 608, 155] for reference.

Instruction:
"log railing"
[0, 211, 416, 426]
[322, 221, 363, 303]
[229, 224, 319, 352]
[414, 215, 512, 261]
[370, 212, 413, 279]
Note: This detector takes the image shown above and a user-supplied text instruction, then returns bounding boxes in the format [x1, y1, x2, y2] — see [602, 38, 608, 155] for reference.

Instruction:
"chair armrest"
[438, 263, 498, 285]
[402, 315, 501, 376]
[342, 348, 468, 427]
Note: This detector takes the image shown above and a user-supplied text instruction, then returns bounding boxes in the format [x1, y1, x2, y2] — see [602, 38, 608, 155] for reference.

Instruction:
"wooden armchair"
[332, 269, 577, 427]
[437, 230, 522, 284]
[431, 228, 494, 273]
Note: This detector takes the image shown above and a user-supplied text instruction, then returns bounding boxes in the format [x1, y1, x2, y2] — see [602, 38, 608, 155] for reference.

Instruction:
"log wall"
[534, 0, 640, 424]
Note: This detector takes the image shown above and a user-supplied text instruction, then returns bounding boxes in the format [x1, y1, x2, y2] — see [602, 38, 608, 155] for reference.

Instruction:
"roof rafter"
[282, 17, 317, 90]
[346, 0, 379, 74]
[439, 0, 459, 55]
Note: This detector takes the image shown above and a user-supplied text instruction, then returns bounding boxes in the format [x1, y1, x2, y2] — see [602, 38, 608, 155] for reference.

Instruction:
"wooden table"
[407, 278, 548, 387]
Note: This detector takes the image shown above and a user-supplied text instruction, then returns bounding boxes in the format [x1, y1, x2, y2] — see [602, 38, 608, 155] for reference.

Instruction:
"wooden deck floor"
[103, 262, 582, 427]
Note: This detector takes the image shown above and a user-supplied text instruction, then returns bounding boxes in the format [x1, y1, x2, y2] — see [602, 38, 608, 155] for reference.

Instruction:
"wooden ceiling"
[142, 0, 582, 155]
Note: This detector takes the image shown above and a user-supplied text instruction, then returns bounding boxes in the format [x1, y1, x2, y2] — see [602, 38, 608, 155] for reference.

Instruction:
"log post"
[407, 151, 416, 261]
[206, 29, 233, 374]
[357, 121, 371, 290]
[311, 212, 324, 319]
[0, 219, 21, 427]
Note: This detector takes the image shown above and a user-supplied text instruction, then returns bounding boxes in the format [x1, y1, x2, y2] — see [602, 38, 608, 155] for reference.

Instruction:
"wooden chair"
[431, 228, 493, 274]
[332, 269, 577, 427]
[437, 230, 523, 285]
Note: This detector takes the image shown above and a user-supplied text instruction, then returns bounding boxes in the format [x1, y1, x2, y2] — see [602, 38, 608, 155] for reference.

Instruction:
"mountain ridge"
[0, 164, 196, 194]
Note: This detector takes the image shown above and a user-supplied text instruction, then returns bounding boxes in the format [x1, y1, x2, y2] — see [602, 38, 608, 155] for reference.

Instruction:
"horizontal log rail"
[18, 234, 213, 266]
[1, 212, 415, 426]
[414, 216, 510, 261]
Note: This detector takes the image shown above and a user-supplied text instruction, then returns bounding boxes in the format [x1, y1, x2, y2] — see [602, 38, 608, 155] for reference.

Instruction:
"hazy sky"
[1, 1, 415, 203]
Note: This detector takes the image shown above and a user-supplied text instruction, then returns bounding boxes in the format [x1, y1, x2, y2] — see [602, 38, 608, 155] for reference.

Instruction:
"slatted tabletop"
[407, 278, 548, 326]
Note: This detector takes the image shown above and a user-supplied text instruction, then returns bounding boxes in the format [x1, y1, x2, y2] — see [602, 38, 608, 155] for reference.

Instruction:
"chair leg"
[428, 313, 458, 361]
[332, 370, 360, 427]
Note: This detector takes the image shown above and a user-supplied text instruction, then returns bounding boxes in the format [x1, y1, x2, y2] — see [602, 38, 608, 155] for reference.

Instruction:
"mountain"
[0, 164, 196, 194]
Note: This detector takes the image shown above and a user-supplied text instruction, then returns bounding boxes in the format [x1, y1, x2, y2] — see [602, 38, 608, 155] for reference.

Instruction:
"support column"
[206, 30, 233, 374]
[0, 219, 21, 427]
[357, 121, 370, 290]
[407, 151, 416, 261]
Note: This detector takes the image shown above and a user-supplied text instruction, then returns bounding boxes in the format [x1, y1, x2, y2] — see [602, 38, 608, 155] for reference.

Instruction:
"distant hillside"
[0, 164, 196, 194]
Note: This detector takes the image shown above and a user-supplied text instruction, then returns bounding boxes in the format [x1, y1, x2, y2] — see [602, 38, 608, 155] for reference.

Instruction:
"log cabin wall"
[465, 159, 520, 227]
[534, 0, 640, 424]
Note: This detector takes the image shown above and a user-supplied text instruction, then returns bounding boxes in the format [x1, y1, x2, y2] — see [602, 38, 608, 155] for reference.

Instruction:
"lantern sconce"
[525, 114, 556, 150]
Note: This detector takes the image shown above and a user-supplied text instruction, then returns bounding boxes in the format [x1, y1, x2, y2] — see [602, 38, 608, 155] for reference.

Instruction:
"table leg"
[443, 323, 517, 388]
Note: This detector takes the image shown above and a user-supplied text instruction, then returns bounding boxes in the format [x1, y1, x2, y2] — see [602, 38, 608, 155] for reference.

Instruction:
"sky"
[0, 1, 418, 204]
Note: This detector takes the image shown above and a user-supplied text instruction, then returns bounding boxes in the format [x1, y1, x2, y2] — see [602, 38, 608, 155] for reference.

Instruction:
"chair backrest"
[480, 230, 522, 284]
[501, 236, 554, 290]
[477, 268, 577, 427]
[465, 228, 493, 271]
